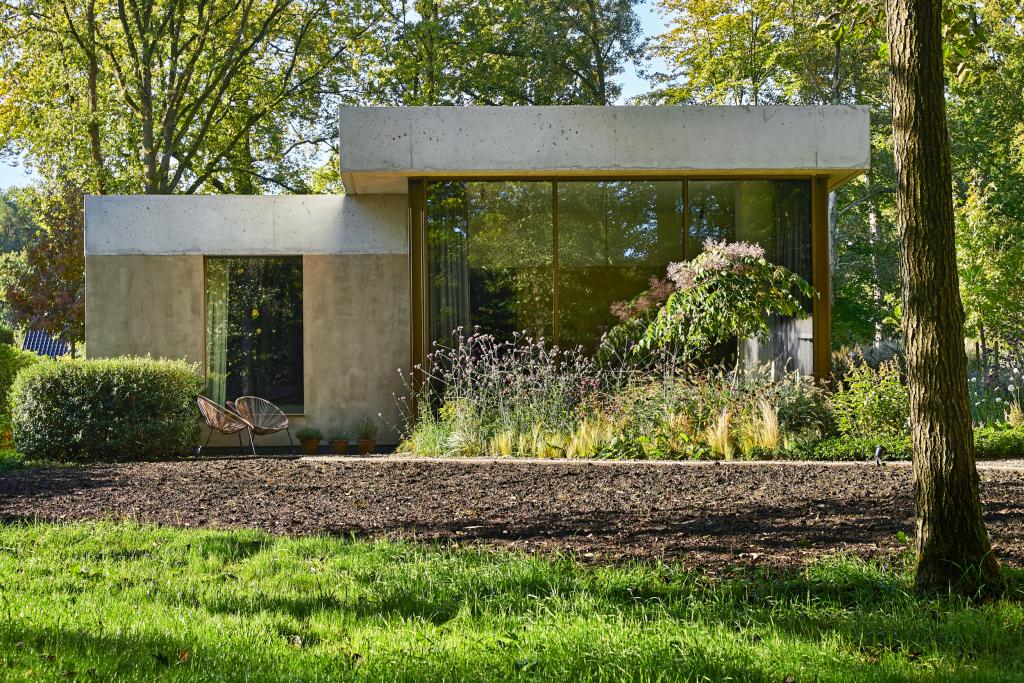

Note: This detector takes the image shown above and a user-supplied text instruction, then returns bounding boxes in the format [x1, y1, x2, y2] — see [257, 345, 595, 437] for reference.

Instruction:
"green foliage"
[11, 356, 201, 462]
[359, 0, 643, 106]
[0, 342, 40, 417]
[3, 180, 85, 343]
[3, 522, 1024, 680]
[296, 426, 323, 441]
[0, 0, 373, 195]
[0, 326, 14, 345]
[327, 426, 350, 442]
[809, 434, 911, 462]
[830, 359, 909, 436]
[351, 417, 378, 440]
[975, 425, 1024, 460]
[640, 240, 814, 359]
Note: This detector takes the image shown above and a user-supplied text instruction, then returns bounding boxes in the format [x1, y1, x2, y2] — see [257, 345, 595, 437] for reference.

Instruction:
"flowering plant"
[638, 239, 815, 361]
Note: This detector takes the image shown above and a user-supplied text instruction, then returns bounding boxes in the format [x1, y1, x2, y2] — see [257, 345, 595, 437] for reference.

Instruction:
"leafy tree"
[4, 180, 85, 345]
[0, 0, 374, 194]
[355, 0, 643, 105]
[886, 0, 1000, 595]
[639, 239, 813, 361]
[0, 189, 36, 253]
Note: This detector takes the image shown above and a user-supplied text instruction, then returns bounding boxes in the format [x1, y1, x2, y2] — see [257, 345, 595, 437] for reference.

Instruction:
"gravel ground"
[2, 458, 1022, 570]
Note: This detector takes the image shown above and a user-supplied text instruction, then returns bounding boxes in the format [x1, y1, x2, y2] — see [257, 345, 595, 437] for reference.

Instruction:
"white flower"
[1008, 385, 1017, 392]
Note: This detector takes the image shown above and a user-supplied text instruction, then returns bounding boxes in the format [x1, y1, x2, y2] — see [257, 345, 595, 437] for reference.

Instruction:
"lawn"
[1, 523, 1023, 681]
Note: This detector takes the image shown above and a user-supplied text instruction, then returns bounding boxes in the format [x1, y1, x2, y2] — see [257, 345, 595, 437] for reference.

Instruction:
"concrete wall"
[85, 194, 407, 255]
[303, 254, 409, 444]
[85, 255, 205, 364]
[85, 194, 411, 447]
[339, 105, 871, 193]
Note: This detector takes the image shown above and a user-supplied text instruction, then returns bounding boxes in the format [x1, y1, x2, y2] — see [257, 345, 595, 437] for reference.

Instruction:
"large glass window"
[205, 257, 303, 412]
[424, 179, 813, 369]
[558, 181, 682, 352]
[427, 181, 553, 345]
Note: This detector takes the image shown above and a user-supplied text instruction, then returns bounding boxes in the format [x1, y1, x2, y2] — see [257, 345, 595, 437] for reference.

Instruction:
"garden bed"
[3, 458, 1023, 570]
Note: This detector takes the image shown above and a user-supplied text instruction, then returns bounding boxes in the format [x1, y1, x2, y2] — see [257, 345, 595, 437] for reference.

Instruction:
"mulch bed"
[2, 458, 1022, 570]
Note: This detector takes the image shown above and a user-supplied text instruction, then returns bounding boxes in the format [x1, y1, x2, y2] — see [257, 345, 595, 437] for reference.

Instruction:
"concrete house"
[84, 105, 870, 446]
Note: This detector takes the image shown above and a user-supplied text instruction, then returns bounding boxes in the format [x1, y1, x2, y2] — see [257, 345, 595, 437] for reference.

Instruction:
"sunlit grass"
[0, 522, 1022, 681]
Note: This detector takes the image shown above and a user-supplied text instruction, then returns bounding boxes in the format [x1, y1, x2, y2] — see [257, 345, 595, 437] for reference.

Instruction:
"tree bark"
[886, 0, 1001, 595]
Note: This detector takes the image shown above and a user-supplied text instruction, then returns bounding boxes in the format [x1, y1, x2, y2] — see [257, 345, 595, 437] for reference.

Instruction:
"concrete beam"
[339, 105, 871, 194]
[85, 194, 408, 256]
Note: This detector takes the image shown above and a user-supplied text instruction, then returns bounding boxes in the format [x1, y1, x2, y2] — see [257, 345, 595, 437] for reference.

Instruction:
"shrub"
[0, 326, 15, 345]
[352, 417, 378, 440]
[0, 343, 41, 445]
[830, 359, 909, 436]
[0, 343, 40, 411]
[975, 425, 1024, 459]
[808, 434, 912, 461]
[639, 239, 814, 360]
[11, 357, 201, 462]
[403, 330, 600, 456]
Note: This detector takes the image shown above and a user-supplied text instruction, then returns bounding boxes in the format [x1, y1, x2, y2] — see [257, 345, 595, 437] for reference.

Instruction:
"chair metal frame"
[234, 395, 294, 455]
[196, 395, 256, 456]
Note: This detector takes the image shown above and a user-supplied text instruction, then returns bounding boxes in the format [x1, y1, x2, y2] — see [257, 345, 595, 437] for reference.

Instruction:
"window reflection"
[558, 181, 682, 352]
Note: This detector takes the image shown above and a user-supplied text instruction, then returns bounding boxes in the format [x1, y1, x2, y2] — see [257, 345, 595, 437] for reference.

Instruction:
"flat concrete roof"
[339, 105, 870, 194]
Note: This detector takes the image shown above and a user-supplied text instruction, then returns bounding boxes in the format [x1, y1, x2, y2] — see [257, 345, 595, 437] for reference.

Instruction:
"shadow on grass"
[4, 523, 1024, 681]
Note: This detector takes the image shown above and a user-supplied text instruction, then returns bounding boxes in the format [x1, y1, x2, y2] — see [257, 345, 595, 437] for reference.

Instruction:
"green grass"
[1, 523, 1022, 682]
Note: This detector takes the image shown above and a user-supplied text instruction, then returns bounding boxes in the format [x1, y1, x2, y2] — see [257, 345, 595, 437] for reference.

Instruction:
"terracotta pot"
[300, 438, 320, 456]
[329, 439, 349, 455]
[357, 438, 376, 455]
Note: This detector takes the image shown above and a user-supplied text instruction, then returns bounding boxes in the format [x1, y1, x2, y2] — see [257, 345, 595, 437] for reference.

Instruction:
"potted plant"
[296, 426, 323, 456]
[352, 417, 379, 455]
[328, 427, 350, 455]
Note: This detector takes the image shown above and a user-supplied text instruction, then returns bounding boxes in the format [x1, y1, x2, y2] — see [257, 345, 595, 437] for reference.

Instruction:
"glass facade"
[425, 179, 813, 367]
[557, 181, 682, 352]
[205, 256, 304, 412]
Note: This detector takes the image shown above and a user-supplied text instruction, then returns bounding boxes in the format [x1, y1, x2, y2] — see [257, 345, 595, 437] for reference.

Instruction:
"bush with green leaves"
[11, 357, 201, 462]
[809, 434, 911, 461]
[975, 424, 1024, 459]
[0, 343, 40, 441]
[0, 343, 39, 410]
[639, 239, 814, 359]
[830, 359, 909, 436]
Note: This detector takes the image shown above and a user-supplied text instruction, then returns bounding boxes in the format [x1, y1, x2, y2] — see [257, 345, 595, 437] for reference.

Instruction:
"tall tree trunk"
[85, 0, 105, 195]
[866, 171, 884, 345]
[886, 0, 1001, 595]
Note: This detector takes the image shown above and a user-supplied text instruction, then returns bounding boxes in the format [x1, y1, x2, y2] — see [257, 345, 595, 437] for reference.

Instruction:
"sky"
[0, 0, 667, 191]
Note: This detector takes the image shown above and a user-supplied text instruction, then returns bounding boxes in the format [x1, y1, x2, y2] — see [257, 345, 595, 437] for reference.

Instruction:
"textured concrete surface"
[302, 254, 410, 445]
[85, 255, 205, 365]
[339, 105, 871, 193]
[85, 194, 407, 256]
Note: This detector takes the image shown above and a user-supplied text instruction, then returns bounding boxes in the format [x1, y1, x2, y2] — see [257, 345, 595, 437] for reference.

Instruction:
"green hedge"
[0, 344, 40, 443]
[975, 425, 1024, 460]
[0, 343, 40, 408]
[11, 357, 202, 462]
[804, 427, 1024, 462]
[807, 434, 912, 461]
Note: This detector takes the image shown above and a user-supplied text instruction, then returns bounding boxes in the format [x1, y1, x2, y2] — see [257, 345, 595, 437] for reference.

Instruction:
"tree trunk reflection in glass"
[557, 181, 683, 353]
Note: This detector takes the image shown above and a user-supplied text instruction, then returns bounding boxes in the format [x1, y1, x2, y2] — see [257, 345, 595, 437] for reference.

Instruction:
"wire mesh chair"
[197, 396, 255, 456]
[234, 396, 294, 455]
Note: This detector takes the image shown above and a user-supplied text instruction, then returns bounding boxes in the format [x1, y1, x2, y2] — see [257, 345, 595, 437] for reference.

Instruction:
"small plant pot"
[299, 438, 320, 456]
[330, 439, 349, 455]
[357, 438, 376, 455]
